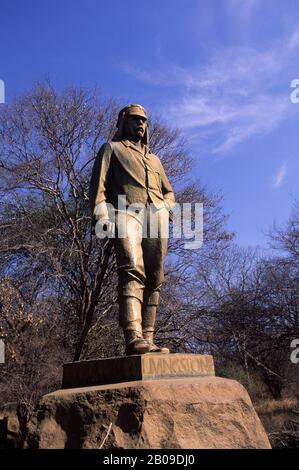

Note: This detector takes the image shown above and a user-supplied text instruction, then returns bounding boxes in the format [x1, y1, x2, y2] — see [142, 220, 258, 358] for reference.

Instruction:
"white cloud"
[168, 92, 289, 154]
[228, 0, 259, 22]
[273, 163, 287, 188]
[164, 46, 291, 153]
[288, 28, 299, 50]
[119, 29, 299, 154]
[117, 62, 170, 87]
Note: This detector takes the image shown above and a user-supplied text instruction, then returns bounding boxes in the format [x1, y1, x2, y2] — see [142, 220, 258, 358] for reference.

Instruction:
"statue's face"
[123, 115, 147, 142]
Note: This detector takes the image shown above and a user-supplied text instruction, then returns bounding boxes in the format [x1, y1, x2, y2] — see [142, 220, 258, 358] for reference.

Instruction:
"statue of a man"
[89, 104, 175, 355]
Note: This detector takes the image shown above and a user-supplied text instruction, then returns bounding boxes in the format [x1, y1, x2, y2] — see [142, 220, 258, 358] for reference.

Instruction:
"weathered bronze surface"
[89, 104, 175, 355]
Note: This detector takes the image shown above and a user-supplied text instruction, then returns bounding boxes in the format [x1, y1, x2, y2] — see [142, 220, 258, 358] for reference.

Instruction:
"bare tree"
[0, 278, 66, 446]
[0, 82, 229, 364]
[270, 200, 299, 262]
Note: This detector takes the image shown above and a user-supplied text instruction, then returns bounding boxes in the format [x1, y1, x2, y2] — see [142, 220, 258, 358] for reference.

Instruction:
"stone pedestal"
[62, 354, 215, 388]
[25, 354, 271, 449]
[27, 376, 271, 449]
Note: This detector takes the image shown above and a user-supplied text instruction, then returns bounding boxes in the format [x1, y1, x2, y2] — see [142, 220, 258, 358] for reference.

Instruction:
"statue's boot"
[121, 297, 151, 355]
[142, 305, 170, 354]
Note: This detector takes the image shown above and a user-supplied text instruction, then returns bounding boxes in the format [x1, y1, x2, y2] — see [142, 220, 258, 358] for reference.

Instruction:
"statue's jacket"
[89, 140, 175, 220]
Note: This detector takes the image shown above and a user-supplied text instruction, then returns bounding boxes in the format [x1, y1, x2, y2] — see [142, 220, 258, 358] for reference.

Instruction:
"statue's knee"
[143, 289, 160, 306]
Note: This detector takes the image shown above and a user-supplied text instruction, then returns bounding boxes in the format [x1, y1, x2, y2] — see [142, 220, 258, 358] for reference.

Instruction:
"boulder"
[27, 376, 271, 449]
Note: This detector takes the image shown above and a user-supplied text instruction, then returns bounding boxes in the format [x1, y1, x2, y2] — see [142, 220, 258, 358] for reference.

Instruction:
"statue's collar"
[121, 140, 150, 155]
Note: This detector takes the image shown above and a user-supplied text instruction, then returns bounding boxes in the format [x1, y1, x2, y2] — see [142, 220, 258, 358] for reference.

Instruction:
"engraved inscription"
[63, 354, 215, 388]
[142, 355, 215, 378]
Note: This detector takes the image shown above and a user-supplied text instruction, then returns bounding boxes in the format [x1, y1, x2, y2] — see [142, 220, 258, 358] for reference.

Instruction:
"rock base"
[27, 376, 271, 449]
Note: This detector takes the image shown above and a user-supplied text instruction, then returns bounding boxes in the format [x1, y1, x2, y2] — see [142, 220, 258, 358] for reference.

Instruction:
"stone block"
[62, 354, 215, 388]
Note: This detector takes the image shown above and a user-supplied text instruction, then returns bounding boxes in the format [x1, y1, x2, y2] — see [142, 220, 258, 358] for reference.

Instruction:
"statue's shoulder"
[97, 141, 121, 157]
[149, 151, 160, 161]
[97, 141, 112, 154]
[108, 141, 122, 151]
[148, 150, 163, 168]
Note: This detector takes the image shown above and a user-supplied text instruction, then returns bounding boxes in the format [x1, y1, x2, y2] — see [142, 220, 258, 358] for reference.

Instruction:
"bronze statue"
[89, 104, 175, 355]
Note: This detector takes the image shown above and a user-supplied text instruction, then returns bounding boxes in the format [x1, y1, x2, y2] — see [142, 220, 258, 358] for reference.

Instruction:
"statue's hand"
[163, 201, 174, 222]
[94, 217, 115, 239]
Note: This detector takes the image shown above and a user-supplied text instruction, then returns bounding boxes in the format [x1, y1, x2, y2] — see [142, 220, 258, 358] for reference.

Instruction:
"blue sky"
[1, 0, 299, 248]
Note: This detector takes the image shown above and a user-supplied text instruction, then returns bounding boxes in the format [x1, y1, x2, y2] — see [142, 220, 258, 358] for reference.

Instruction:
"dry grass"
[255, 398, 299, 448]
